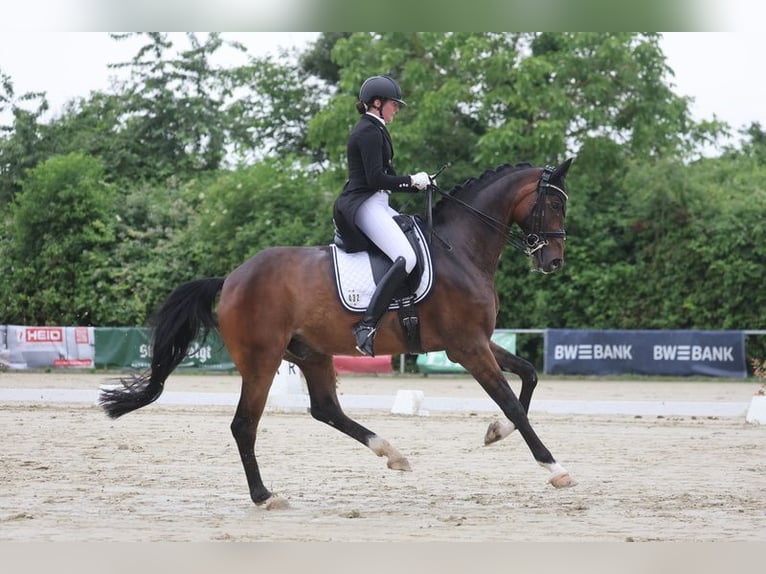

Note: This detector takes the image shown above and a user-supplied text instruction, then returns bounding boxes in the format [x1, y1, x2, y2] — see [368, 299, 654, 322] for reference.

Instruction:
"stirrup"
[353, 323, 377, 357]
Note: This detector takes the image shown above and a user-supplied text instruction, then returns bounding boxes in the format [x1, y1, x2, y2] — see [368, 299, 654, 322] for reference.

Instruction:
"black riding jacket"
[333, 114, 418, 250]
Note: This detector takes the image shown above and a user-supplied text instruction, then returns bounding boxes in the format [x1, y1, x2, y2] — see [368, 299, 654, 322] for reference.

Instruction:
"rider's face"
[381, 99, 400, 124]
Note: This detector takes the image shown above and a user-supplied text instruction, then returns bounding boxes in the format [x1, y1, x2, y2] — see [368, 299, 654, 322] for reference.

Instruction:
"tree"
[105, 32, 240, 180]
[738, 122, 766, 165]
[0, 153, 116, 325]
[0, 69, 50, 205]
[306, 33, 722, 193]
[107, 32, 328, 177]
[170, 157, 335, 278]
[299, 33, 352, 84]
[225, 54, 328, 165]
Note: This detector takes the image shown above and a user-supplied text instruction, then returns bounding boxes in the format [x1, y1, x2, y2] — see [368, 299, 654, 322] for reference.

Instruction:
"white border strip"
[0, 388, 749, 417]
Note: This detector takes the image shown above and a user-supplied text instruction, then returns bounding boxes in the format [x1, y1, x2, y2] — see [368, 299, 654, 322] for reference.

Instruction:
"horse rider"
[332, 75, 432, 356]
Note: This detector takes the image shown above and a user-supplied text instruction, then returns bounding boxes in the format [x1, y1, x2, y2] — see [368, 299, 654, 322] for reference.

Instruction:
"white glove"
[410, 172, 431, 191]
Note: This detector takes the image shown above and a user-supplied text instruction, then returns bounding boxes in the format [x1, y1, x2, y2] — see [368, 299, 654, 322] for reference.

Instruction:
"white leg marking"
[262, 495, 290, 510]
[540, 461, 567, 476]
[539, 461, 577, 488]
[484, 420, 516, 445]
[495, 420, 516, 439]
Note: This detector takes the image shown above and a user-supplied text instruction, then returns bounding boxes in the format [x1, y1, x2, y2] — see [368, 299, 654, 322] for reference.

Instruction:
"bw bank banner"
[544, 329, 746, 378]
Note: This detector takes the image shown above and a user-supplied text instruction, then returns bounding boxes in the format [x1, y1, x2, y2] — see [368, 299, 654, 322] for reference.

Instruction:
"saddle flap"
[330, 217, 434, 313]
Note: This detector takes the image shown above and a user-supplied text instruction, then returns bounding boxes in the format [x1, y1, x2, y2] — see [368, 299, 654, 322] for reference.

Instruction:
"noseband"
[432, 165, 568, 256]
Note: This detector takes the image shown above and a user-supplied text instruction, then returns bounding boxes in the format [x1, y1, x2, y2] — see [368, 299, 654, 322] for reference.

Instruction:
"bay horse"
[100, 158, 575, 508]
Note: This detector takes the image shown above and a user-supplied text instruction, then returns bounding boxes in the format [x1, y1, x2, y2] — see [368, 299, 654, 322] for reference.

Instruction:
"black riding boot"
[353, 256, 409, 357]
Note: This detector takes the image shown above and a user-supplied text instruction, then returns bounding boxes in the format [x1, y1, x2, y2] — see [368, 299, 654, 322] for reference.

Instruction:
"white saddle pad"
[330, 223, 434, 313]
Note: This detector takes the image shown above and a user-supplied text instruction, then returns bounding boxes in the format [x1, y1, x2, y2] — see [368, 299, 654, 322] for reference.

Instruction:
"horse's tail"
[99, 277, 225, 419]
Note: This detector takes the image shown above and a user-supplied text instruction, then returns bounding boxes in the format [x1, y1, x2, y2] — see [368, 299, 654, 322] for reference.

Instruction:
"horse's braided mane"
[433, 162, 534, 214]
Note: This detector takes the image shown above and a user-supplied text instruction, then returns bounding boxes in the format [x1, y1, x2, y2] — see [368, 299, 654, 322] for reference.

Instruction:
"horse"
[99, 158, 575, 509]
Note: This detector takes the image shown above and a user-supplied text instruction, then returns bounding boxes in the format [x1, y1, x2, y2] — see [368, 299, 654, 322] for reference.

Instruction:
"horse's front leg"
[485, 341, 538, 445]
[490, 341, 538, 411]
[452, 345, 575, 488]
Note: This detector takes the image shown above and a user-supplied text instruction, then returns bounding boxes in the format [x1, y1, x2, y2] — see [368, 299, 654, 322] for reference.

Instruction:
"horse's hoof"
[261, 495, 290, 510]
[484, 420, 515, 445]
[388, 457, 412, 471]
[484, 421, 504, 445]
[549, 472, 577, 488]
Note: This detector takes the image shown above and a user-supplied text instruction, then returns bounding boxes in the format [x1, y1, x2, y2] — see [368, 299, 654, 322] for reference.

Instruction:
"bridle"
[430, 165, 568, 256]
[523, 165, 568, 255]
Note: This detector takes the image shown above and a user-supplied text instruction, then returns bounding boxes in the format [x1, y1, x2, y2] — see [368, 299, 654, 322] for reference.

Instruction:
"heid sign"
[6, 325, 95, 369]
[545, 329, 746, 378]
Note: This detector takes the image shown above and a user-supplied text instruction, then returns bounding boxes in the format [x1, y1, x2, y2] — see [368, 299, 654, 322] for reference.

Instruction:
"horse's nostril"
[549, 259, 563, 271]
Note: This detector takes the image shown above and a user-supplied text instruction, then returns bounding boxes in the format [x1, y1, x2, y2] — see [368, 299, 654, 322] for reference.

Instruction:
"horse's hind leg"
[230, 353, 289, 509]
[295, 351, 411, 471]
[485, 341, 538, 445]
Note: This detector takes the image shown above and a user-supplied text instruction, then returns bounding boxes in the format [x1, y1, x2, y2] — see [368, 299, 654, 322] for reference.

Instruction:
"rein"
[429, 165, 568, 256]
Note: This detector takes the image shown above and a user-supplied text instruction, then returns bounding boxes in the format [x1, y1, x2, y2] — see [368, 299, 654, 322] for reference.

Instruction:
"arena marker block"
[391, 389, 428, 416]
[745, 395, 766, 425]
[269, 360, 305, 396]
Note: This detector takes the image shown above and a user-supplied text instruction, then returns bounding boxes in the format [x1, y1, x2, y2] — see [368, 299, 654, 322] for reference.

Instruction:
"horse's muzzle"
[546, 258, 563, 273]
[533, 258, 564, 274]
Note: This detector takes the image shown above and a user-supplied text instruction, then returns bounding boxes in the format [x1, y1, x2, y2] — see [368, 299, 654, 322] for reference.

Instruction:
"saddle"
[331, 215, 434, 353]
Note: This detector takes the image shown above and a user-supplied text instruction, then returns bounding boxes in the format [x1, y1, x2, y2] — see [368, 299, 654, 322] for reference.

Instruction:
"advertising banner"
[1, 325, 296, 375]
[0, 325, 8, 368]
[417, 330, 516, 374]
[93, 327, 235, 370]
[544, 329, 747, 378]
[333, 355, 394, 374]
[4, 325, 96, 369]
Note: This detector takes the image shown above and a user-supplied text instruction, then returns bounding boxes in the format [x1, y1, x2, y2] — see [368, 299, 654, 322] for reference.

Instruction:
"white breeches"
[355, 191, 417, 273]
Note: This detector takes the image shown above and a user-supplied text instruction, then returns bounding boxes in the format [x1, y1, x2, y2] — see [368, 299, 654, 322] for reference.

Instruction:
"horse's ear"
[552, 157, 574, 181]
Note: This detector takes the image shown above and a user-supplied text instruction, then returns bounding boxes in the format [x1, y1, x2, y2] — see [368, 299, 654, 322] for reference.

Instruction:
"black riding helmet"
[359, 75, 406, 107]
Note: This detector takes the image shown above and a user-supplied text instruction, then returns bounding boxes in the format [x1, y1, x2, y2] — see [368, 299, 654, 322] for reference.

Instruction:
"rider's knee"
[402, 250, 417, 274]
